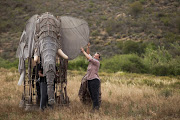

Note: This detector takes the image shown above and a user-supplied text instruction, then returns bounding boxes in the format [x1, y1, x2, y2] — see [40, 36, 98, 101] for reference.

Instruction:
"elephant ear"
[16, 14, 38, 59]
[16, 14, 38, 74]
[59, 16, 89, 60]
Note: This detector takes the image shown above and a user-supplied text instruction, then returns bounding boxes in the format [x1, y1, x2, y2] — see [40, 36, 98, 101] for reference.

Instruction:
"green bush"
[143, 46, 180, 76]
[127, 0, 136, 3]
[160, 17, 170, 26]
[129, 1, 143, 16]
[117, 40, 147, 55]
[101, 54, 147, 73]
[86, 8, 93, 13]
[139, 0, 146, 4]
[151, 64, 171, 76]
[168, 56, 180, 75]
[105, 19, 124, 36]
[164, 32, 180, 44]
[159, 88, 173, 98]
[100, 15, 108, 20]
[91, 30, 99, 36]
[176, 16, 180, 32]
[169, 42, 180, 57]
[143, 46, 172, 68]
[116, 41, 124, 49]
[142, 79, 156, 87]
[68, 56, 88, 71]
[122, 40, 140, 54]
[0, 57, 19, 69]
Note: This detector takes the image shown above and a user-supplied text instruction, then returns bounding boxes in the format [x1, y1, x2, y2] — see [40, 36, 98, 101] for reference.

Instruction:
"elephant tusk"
[58, 49, 68, 59]
[17, 71, 25, 86]
[34, 55, 39, 62]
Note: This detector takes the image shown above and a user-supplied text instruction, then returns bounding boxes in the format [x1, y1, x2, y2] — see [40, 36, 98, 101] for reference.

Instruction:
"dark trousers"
[88, 79, 100, 109]
[36, 82, 41, 104]
[40, 82, 48, 110]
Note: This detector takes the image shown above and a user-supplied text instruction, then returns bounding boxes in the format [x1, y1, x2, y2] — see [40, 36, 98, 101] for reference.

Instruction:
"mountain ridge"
[0, 0, 180, 59]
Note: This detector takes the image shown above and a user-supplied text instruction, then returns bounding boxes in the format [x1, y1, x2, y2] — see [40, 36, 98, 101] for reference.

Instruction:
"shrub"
[142, 79, 156, 87]
[160, 17, 170, 26]
[68, 56, 88, 71]
[86, 8, 93, 13]
[159, 88, 173, 98]
[100, 15, 108, 20]
[143, 46, 172, 68]
[116, 41, 124, 49]
[117, 40, 147, 55]
[0, 58, 19, 69]
[122, 40, 140, 54]
[91, 30, 99, 36]
[156, 12, 166, 18]
[139, 0, 146, 4]
[169, 42, 180, 57]
[164, 32, 180, 44]
[127, 0, 135, 3]
[129, 1, 143, 16]
[168, 56, 180, 76]
[101, 54, 147, 73]
[143, 46, 180, 76]
[105, 19, 114, 36]
[176, 16, 180, 32]
[151, 64, 171, 76]
[105, 19, 124, 36]
[5, 75, 15, 82]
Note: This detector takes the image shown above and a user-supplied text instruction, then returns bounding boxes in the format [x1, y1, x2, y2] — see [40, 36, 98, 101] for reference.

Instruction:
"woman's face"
[93, 53, 100, 60]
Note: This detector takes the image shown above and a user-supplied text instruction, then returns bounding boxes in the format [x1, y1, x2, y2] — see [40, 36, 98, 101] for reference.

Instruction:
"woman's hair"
[96, 52, 101, 59]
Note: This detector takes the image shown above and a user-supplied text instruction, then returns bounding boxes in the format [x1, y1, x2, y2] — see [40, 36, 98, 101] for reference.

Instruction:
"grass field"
[0, 68, 180, 120]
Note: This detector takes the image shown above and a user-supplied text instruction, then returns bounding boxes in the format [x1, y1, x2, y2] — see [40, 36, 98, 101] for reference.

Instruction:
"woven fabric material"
[59, 16, 89, 60]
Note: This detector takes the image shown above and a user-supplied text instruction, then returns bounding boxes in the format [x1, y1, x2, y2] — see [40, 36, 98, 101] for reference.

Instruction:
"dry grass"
[0, 68, 180, 120]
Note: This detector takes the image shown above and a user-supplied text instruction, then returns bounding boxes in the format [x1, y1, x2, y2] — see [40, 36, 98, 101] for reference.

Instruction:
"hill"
[0, 0, 180, 59]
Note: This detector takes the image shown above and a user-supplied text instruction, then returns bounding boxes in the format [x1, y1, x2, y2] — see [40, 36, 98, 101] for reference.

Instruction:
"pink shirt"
[85, 55, 100, 80]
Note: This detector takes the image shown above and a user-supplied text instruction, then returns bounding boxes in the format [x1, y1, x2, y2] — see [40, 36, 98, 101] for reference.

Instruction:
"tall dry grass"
[0, 68, 180, 120]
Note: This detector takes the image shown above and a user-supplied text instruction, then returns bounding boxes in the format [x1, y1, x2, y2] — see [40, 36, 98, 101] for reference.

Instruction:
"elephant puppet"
[16, 12, 89, 107]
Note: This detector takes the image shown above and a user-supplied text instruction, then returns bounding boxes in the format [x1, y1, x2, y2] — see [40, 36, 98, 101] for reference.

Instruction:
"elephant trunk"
[40, 37, 56, 74]
[39, 36, 57, 104]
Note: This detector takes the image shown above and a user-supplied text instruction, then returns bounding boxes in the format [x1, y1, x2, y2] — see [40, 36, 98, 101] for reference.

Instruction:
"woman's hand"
[87, 43, 90, 47]
[81, 47, 84, 52]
